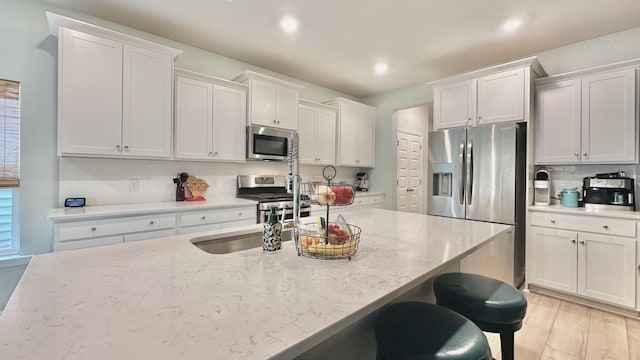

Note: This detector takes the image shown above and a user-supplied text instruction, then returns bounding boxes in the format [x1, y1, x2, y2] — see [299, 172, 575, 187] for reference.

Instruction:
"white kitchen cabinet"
[178, 206, 256, 234]
[298, 99, 337, 165]
[234, 71, 303, 130]
[57, 26, 177, 158]
[529, 211, 637, 308]
[431, 59, 542, 130]
[535, 68, 637, 164]
[175, 69, 247, 162]
[324, 98, 376, 167]
[53, 213, 177, 251]
[433, 80, 475, 129]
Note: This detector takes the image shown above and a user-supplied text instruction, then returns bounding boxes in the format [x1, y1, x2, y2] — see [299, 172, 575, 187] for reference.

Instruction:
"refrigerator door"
[466, 123, 517, 224]
[427, 128, 466, 219]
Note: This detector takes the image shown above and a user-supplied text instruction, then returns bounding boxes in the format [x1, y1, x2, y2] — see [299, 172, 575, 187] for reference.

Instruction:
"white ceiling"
[43, 0, 640, 97]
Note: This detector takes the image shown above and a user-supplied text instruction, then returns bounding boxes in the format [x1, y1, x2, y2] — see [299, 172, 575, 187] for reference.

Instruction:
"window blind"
[0, 80, 20, 187]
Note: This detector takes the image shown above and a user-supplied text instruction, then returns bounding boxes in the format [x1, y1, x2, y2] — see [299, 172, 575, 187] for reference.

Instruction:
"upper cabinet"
[48, 13, 181, 158]
[174, 69, 247, 162]
[298, 99, 337, 165]
[431, 57, 545, 130]
[324, 98, 376, 168]
[234, 70, 303, 130]
[535, 67, 637, 164]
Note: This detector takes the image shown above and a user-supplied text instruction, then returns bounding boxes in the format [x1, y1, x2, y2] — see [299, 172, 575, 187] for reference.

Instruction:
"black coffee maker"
[583, 171, 635, 211]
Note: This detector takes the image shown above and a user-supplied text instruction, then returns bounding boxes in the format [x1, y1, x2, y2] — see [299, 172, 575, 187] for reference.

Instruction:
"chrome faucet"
[286, 131, 301, 230]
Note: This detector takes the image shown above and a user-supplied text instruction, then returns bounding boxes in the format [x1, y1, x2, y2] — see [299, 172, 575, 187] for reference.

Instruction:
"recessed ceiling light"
[280, 16, 299, 34]
[502, 19, 521, 32]
[374, 62, 389, 75]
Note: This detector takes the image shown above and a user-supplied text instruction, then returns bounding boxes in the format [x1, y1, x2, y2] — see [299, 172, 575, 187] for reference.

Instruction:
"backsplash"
[58, 157, 364, 207]
[539, 164, 640, 205]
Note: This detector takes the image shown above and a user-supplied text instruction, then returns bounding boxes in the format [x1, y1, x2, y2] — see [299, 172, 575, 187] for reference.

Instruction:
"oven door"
[259, 207, 311, 224]
[247, 125, 292, 161]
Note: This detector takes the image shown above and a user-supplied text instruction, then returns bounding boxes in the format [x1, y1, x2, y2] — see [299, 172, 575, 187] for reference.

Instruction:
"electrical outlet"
[129, 179, 139, 192]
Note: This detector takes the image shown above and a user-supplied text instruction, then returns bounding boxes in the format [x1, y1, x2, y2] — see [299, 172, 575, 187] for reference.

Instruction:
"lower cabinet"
[529, 212, 637, 308]
[52, 205, 258, 251]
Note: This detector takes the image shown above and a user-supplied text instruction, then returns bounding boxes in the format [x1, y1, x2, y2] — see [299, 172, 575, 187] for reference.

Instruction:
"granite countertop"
[529, 204, 640, 220]
[48, 198, 259, 221]
[1, 209, 511, 360]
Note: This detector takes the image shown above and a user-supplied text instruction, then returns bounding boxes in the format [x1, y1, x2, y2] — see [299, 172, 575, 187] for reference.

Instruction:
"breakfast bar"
[0, 209, 511, 360]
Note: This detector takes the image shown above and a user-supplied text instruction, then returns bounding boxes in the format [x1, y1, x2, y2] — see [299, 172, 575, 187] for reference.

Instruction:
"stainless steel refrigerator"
[427, 123, 526, 287]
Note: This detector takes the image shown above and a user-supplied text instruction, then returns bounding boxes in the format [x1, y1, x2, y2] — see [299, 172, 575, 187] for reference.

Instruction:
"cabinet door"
[174, 76, 213, 159]
[249, 79, 277, 127]
[433, 80, 475, 129]
[298, 104, 317, 164]
[212, 84, 246, 162]
[581, 68, 637, 163]
[529, 227, 577, 293]
[577, 232, 636, 308]
[339, 103, 375, 167]
[122, 45, 173, 158]
[476, 68, 525, 125]
[534, 79, 582, 164]
[59, 28, 123, 156]
[275, 86, 299, 130]
[315, 108, 336, 165]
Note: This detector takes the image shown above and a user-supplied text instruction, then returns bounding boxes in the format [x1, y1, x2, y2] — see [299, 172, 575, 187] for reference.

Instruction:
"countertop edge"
[528, 204, 640, 220]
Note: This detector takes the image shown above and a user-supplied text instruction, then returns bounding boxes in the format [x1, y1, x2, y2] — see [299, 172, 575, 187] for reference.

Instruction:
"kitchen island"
[0, 209, 511, 359]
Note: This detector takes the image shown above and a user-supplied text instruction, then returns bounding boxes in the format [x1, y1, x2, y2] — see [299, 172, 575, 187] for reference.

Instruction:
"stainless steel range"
[237, 175, 310, 224]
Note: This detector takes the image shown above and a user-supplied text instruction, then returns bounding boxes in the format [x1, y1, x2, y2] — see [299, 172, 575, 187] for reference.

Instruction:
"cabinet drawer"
[180, 207, 255, 227]
[124, 228, 176, 242]
[530, 212, 636, 237]
[180, 223, 223, 235]
[55, 235, 123, 251]
[353, 195, 384, 208]
[55, 214, 176, 241]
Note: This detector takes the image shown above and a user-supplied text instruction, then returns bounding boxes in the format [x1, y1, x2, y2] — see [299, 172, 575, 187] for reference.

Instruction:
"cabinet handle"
[478, 116, 482, 120]
[213, 151, 218, 156]
[116, 145, 121, 151]
[201, 216, 206, 220]
[571, 239, 576, 243]
[273, 120, 277, 124]
[208, 152, 213, 156]
[91, 227, 97, 231]
[579, 240, 585, 244]
[238, 212, 243, 216]
[583, 152, 588, 156]
[574, 152, 579, 157]
[149, 221, 154, 225]
[602, 224, 608, 229]
[467, 117, 472, 121]
[124, 145, 129, 150]
[550, 219, 556, 223]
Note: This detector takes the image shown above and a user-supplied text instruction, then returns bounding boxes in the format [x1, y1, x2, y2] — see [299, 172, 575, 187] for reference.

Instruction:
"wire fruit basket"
[296, 222, 361, 260]
[295, 165, 361, 260]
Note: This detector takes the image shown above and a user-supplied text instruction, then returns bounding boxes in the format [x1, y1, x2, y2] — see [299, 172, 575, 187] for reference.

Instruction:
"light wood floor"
[486, 291, 640, 360]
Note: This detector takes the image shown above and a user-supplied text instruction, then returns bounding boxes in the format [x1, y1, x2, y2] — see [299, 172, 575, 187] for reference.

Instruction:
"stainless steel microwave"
[246, 125, 294, 161]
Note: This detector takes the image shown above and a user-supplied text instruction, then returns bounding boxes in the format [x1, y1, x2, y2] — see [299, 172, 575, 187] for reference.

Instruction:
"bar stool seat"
[434, 273, 527, 360]
[375, 301, 492, 360]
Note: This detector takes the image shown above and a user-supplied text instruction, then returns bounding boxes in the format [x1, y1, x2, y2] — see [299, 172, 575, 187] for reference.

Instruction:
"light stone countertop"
[1, 209, 511, 360]
[48, 197, 259, 221]
[529, 204, 640, 220]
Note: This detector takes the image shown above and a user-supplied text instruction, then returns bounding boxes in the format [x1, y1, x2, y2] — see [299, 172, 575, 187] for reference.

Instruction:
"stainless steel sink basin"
[190, 226, 292, 254]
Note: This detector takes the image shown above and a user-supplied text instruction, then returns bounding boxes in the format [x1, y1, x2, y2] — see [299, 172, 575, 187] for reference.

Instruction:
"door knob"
[579, 240, 585, 244]
[571, 239, 576, 243]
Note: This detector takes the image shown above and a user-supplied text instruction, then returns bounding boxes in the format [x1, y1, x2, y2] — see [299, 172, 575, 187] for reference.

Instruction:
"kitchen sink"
[190, 225, 292, 254]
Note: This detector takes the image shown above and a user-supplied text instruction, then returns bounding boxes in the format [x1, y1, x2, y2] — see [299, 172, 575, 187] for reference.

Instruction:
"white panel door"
[275, 86, 298, 130]
[534, 79, 582, 164]
[529, 227, 577, 293]
[59, 27, 123, 156]
[476, 68, 525, 125]
[433, 80, 475, 129]
[212, 84, 246, 162]
[249, 79, 277, 127]
[581, 68, 636, 163]
[174, 76, 213, 159]
[315, 108, 336, 165]
[396, 130, 422, 213]
[297, 104, 317, 164]
[122, 45, 173, 158]
[577, 233, 636, 307]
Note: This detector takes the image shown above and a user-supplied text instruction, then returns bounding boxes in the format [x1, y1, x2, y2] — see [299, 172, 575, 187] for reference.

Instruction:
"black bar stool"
[434, 272, 527, 360]
[375, 301, 492, 360]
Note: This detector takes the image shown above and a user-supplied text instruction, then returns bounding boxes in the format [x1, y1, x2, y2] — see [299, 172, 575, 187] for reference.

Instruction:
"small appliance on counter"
[583, 171, 635, 211]
[559, 186, 579, 208]
[356, 173, 369, 192]
[533, 167, 550, 205]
